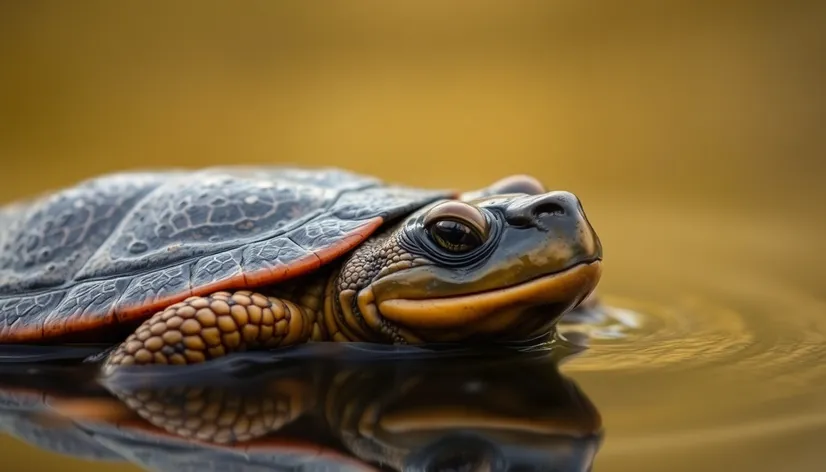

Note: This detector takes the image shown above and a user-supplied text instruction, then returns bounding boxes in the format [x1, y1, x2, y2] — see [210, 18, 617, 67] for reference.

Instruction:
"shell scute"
[190, 248, 244, 290]
[45, 277, 131, 336]
[238, 237, 307, 281]
[116, 265, 194, 321]
[0, 291, 65, 340]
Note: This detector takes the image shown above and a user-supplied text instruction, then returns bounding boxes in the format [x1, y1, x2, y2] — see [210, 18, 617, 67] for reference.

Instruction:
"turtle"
[0, 166, 602, 371]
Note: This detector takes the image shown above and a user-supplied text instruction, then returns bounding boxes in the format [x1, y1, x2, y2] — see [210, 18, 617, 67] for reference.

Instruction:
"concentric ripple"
[556, 265, 826, 386]
[556, 293, 754, 371]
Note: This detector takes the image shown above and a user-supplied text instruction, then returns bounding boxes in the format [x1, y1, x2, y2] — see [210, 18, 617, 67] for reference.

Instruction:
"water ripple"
[557, 266, 826, 389]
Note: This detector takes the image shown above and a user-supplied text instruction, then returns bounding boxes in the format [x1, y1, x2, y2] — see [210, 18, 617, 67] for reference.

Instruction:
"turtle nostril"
[533, 202, 566, 218]
[504, 193, 580, 228]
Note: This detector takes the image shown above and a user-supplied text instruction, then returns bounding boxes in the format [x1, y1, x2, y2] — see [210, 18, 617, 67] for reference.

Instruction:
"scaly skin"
[102, 289, 322, 368]
[103, 175, 603, 371]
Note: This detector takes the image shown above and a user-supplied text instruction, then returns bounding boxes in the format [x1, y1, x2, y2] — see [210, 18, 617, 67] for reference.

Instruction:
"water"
[1, 345, 604, 471]
[1, 2, 824, 470]
[555, 202, 826, 471]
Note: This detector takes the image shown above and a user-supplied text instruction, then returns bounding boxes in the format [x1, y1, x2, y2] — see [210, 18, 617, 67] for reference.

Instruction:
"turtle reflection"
[0, 348, 602, 471]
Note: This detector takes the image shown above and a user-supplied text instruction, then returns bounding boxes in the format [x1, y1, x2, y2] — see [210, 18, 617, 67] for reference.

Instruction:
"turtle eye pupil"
[429, 220, 484, 253]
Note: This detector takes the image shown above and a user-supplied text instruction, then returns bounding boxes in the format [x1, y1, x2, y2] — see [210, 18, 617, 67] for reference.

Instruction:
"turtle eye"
[428, 219, 484, 253]
[422, 201, 489, 253]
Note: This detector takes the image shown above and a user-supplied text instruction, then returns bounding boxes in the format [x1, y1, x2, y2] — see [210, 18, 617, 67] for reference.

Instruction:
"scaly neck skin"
[321, 226, 421, 344]
[263, 248, 400, 344]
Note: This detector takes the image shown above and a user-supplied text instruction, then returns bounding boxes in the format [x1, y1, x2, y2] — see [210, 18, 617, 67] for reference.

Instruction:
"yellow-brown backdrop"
[1, 1, 824, 471]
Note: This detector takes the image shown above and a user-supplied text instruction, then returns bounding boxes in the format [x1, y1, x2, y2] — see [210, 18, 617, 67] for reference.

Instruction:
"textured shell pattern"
[0, 167, 450, 340]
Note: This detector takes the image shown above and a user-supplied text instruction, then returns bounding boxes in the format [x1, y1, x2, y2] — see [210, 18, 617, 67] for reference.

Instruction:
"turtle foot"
[101, 290, 319, 371]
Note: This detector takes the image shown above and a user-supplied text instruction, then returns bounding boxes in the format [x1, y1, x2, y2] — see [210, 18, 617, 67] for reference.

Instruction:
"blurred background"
[1, 1, 824, 471]
[1, 1, 823, 214]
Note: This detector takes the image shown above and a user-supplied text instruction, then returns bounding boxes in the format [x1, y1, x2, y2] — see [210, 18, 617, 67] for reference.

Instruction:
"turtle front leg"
[103, 290, 323, 370]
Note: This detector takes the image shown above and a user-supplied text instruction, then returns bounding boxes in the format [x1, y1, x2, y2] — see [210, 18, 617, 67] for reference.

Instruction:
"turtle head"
[332, 191, 603, 345]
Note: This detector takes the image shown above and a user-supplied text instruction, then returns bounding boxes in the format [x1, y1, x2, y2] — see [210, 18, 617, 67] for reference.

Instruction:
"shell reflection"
[0, 348, 602, 472]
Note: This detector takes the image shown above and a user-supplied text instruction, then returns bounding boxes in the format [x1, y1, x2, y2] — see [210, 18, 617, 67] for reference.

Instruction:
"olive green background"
[1, 1, 824, 471]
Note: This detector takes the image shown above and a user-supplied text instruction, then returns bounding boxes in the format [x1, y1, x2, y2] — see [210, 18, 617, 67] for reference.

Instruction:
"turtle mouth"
[376, 259, 602, 331]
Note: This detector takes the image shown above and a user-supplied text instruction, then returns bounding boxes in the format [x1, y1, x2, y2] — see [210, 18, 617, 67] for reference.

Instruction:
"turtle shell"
[0, 167, 451, 343]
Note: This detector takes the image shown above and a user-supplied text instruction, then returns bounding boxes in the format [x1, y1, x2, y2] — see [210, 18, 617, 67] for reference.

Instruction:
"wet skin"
[103, 176, 602, 371]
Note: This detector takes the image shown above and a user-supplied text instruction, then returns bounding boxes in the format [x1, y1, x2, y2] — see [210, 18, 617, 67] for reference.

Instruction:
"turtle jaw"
[375, 260, 601, 342]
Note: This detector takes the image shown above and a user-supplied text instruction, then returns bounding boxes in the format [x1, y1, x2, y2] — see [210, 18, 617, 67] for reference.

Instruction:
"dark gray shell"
[0, 167, 450, 341]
